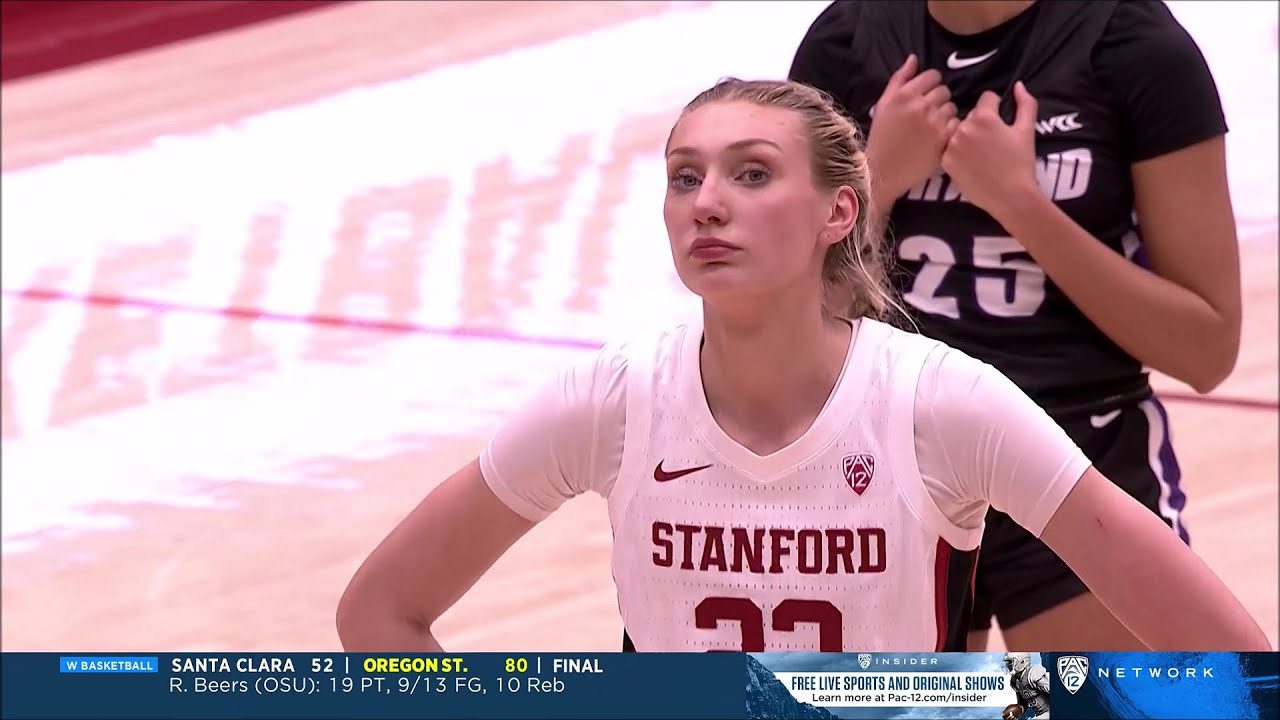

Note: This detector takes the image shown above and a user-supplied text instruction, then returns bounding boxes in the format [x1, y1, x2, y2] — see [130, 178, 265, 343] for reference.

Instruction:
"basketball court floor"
[1, 1, 1275, 652]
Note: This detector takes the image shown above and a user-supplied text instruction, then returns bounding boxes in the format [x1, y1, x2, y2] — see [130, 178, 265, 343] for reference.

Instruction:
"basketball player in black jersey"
[790, 0, 1241, 650]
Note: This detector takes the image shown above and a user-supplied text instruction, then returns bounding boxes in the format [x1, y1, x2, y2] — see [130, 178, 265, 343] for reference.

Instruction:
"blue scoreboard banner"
[1, 651, 1275, 719]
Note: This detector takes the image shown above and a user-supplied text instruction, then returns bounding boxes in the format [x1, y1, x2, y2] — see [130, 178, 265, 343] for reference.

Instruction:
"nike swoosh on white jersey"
[946, 49, 998, 70]
[1089, 409, 1122, 428]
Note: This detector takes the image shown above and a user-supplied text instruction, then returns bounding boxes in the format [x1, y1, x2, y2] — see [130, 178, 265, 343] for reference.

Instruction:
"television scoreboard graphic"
[0, 652, 1276, 719]
[161, 654, 567, 695]
[4, 653, 743, 719]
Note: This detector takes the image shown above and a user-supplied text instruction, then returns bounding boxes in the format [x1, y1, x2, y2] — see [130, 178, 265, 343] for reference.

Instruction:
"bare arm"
[989, 137, 1241, 393]
[1040, 467, 1269, 650]
[335, 459, 536, 651]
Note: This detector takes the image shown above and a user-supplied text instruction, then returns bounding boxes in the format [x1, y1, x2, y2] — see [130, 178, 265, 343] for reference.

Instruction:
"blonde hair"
[672, 78, 908, 323]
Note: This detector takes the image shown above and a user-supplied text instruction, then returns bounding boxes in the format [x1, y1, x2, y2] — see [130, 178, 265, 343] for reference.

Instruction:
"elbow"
[335, 573, 435, 651]
[1242, 628, 1273, 652]
[1200, 624, 1272, 652]
[1224, 627, 1274, 653]
[335, 575, 394, 651]
[334, 581, 365, 650]
[1185, 362, 1232, 395]
[1182, 329, 1240, 395]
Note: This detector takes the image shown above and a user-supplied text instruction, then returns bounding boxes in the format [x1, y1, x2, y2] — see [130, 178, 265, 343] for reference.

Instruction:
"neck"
[698, 291, 852, 452]
[926, 0, 1036, 34]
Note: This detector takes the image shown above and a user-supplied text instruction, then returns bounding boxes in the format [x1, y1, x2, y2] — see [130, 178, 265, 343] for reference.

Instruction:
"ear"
[822, 185, 859, 248]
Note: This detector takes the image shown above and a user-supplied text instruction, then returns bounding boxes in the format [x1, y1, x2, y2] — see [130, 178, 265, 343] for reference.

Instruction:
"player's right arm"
[336, 459, 535, 651]
[336, 347, 627, 651]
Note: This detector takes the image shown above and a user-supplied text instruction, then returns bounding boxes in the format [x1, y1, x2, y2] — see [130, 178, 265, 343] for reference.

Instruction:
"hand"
[865, 54, 959, 205]
[941, 82, 1040, 220]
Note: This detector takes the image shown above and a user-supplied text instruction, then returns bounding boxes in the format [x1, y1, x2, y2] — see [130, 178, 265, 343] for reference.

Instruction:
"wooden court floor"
[1, 1, 1275, 652]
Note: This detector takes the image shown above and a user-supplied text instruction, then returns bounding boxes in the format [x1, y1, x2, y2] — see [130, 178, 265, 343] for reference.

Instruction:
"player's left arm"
[1041, 466, 1269, 650]
[929, 348, 1270, 651]
[983, 133, 1240, 396]
[942, 9, 1240, 393]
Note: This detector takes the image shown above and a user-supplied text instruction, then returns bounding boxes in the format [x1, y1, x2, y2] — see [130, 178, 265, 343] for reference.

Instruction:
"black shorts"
[970, 397, 1190, 631]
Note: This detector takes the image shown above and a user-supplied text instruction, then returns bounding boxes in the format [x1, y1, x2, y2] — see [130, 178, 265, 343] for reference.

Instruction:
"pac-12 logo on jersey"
[843, 453, 875, 495]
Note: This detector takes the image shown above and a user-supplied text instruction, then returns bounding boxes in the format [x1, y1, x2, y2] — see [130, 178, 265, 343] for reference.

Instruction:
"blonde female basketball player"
[336, 79, 1269, 653]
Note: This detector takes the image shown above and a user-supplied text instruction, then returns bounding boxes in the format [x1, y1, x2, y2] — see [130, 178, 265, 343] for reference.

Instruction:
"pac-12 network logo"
[1057, 655, 1089, 695]
[857, 653, 872, 670]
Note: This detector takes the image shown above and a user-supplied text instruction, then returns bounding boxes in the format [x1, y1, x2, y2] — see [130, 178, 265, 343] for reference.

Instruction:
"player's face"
[663, 102, 833, 309]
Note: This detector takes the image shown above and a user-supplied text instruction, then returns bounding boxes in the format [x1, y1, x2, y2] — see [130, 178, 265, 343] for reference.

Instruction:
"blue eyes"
[669, 170, 699, 191]
[667, 166, 771, 191]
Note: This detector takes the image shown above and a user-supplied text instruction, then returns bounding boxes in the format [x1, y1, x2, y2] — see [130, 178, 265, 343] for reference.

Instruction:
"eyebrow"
[666, 138, 784, 158]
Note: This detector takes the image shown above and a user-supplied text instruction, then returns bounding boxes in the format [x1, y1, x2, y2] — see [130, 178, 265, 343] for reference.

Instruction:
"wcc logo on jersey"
[1057, 655, 1089, 695]
[842, 453, 875, 495]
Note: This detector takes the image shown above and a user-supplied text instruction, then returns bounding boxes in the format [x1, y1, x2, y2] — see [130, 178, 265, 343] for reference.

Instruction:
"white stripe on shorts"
[1139, 399, 1184, 539]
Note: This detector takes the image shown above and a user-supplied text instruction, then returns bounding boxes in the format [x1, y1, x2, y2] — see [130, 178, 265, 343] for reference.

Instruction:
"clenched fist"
[865, 54, 959, 207]
[941, 81, 1040, 219]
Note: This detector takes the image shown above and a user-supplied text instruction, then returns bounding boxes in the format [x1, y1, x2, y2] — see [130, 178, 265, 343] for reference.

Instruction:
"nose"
[692, 174, 727, 226]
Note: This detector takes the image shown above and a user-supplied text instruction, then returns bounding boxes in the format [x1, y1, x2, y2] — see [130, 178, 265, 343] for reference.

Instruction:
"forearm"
[869, 182, 897, 240]
[866, 146, 914, 241]
[336, 594, 445, 652]
[1103, 520, 1266, 650]
[992, 187, 1238, 392]
[1048, 488, 1269, 650]
[339, 622, 445, 653]
[335, 460, 535, 653]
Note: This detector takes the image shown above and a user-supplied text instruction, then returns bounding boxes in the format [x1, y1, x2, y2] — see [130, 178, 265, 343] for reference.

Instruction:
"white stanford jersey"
[608, 318, 981, 652]
[481, 317, 1089, 652]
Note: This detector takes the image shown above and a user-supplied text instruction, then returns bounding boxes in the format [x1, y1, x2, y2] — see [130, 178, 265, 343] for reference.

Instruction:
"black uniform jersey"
[790, 0, 1228, 417]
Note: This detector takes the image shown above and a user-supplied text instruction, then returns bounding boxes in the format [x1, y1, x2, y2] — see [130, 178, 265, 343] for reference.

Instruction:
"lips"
[690, 237, 740, 260]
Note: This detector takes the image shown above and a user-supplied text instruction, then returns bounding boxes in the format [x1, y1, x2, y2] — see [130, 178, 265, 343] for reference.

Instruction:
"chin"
[677, 262, 744, 293]
[678, 267, 776, 312]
